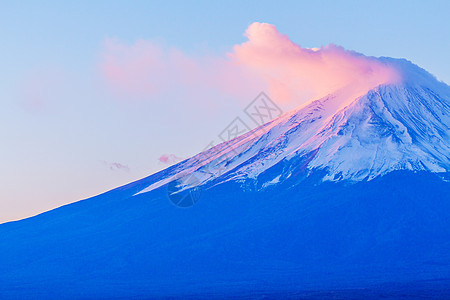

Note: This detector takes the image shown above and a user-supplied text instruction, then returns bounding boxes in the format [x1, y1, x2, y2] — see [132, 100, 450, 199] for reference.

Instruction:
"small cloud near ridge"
[101, 161, 130, 172]
[158, 154, 184, 165]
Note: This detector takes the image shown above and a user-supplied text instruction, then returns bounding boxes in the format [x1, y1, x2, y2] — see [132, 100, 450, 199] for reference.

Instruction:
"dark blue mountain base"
[1, 171, 450, 298]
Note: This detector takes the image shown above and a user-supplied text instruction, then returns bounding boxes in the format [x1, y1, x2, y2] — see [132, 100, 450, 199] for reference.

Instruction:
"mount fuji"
[137, 58, 450, 198]
[1, 58, 450, 298]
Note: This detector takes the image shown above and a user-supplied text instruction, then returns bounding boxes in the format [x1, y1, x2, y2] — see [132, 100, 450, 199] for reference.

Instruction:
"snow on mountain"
[137, 58, 450, 195]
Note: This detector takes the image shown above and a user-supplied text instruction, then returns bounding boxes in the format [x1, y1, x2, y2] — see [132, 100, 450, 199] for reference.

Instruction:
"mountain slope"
[1, 58, 450, 298]
[0, 172, 449, 298]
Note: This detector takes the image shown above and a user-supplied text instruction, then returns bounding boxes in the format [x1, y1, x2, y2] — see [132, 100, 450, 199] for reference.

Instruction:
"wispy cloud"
[99, 39, 168, 100]
[101, 161, 130, 172]
[98, 37, 262, 103]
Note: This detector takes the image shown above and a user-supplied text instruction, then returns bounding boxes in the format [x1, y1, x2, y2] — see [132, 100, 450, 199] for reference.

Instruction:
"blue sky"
[1, 0, 449, 223]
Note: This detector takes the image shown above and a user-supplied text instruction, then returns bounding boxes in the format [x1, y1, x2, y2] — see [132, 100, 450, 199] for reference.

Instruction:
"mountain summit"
[136, 58, 450, 198]
[1, 58, 449, 298]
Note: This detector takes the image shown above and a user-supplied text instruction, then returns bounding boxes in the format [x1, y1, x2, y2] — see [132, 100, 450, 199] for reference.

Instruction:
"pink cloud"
[231, 22, 400, 104]
[158, 154, 184, 165]
[99, 22, 400, 108]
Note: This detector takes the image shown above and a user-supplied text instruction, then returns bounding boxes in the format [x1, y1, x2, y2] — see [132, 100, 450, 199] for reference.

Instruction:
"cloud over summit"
[99, 22, 400, 108]
[232, 22, 400, 103]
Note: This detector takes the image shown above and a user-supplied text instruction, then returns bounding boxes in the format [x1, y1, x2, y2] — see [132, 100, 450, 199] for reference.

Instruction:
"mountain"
[1, 58, 450, 298]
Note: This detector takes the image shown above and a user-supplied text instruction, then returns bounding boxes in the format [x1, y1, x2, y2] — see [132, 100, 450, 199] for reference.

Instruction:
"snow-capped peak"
[137, 59, 450, 195]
